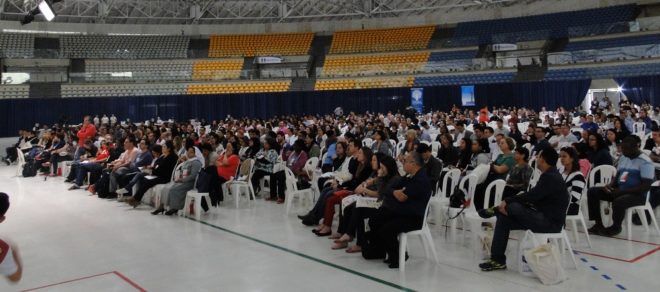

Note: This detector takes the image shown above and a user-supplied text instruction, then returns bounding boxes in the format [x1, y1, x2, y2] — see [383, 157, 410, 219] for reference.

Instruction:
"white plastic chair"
[303, 157, 320, 200]
[396, 140, 406, 157]
[588, 165, 617, 226]
[183, 173, 211, 221]
[225, 159, 256, 208]
[430, 141, 441, 157]
[527, 168, 542, 191]
[362, 138, 373, 148]
[517, 229, 578, 273]
[565, 180, 592, 247]
[429, 168, 460, 224]
[465, 180, 506, 256]
[398, 201, 439, 272]
[284, 168, 314, 215]
[443, 174, 478, 239]
[624, 181, 660, 240]
[15, 148, 26, 176]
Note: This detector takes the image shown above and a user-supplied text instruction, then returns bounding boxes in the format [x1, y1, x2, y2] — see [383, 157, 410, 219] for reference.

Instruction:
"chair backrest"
[170, 162, 183, 182]
[430, 141, 441, 156]
[438, 168, 460, 198]
[482, 179, 506, 210]
[421, 198, 433, 230]
[284, 167, 299, 192]
[420, 141, 431, 146]
[16, 147, 25, 164]
[459, 174, 478, 205]
[304, 157, 319, 173]
[633, 122, 646, 134]
[396, 140, 406, 156]
[528, 168, 542, 191]
[362, 138, 373, 148]
[587, 164, 617, 188]
[646, 180, 660, 203]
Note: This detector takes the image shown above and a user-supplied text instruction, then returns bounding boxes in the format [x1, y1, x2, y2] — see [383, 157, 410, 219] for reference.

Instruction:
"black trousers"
[207, 169, 228, 205]
[366, 208, 423, 261]
[490, 201, 560, 264]
[133, 177, 168, 202]
[587, 187, 646, 228]
[338, 203, 377, 247]
[251, 169, 270, 193]
[5, 147, 18, 162]
[269, 170, 286, 200]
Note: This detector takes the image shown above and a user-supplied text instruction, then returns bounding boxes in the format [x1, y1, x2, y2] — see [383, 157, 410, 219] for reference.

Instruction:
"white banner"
[256, 57, 283, 64]
[492, 44, 518, 52]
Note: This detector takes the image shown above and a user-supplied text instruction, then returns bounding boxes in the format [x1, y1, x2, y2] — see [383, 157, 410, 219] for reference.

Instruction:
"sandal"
[345, 245, 362, 253]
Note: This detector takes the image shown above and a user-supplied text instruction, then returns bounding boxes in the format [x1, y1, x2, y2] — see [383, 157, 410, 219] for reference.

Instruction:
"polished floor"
[0, 165, 658, 292]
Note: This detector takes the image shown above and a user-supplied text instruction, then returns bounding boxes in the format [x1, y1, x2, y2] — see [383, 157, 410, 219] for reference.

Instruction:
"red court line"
[21, 271, 146, 292]
[628, 246, 660, 263]
[113, 271, 147, 292]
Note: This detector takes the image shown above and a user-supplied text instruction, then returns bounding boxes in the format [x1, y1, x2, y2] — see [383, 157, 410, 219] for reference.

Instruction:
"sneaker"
[64, 178, 73, 183]
[479, 259, 507, 271]
[599, 226, 622, 237]
[68, 185, 80, 191]
[4, 158, 10, 166]
[116, 188, 129, 195]
[478, 206, 497, 219]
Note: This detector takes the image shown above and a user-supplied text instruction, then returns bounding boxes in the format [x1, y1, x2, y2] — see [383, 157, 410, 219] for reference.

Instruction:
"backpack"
[22, 158, 38, 177]
[95, 172, 112, 198]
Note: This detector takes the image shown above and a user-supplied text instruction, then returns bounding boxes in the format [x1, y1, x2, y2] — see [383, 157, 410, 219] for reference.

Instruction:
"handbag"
[524, 242, 567, 285]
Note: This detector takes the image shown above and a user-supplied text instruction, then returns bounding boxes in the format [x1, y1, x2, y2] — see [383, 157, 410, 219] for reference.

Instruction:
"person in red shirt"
[207, 142, 240, 205]
[74, 116, 97, 161]
[479, 108, 490, 123]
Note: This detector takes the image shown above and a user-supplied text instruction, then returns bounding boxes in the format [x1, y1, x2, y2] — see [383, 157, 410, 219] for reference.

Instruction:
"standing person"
[0, 193, 23, 283]
[74, 116, 97, 161]
[478, 148, 569, 271]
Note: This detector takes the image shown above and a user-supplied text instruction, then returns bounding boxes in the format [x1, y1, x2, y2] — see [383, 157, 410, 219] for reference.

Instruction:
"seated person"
[587, 136, 654, 236]
[363, 151, 432, 268]
[250, 138, 280, 194]
[313, 146, 372, 236]
[559, 147, 586, 216]
[152, 146, 204, 216]
[478, 147, 569, 271]
[115, 139, 154, 196]
[298, 140, 357, 226]
[333, 154, 400, 253]
[474, 137, 516, 209]
[125, 141, 178, 207]
[268, 140, 309, 204]
[501, 147, 533, 199]
[417, 143, 442, 193]
[66, 140, 107, 189]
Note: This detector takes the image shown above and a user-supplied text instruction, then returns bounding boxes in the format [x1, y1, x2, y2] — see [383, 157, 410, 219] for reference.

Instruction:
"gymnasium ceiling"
[0, 0, 540, 25]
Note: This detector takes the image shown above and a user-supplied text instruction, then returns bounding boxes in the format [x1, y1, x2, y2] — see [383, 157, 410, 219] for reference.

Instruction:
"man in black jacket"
[416, 143, 442, 193]
[478, 147, 569, 271]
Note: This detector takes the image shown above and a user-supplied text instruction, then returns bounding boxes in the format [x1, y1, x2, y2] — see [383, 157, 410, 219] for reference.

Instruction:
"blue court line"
[187, 217, 416, 292]
[580, 257, 627, 290]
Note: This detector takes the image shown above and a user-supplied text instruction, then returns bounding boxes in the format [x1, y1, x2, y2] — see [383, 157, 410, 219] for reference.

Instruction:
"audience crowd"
[3, 98, 660, 271]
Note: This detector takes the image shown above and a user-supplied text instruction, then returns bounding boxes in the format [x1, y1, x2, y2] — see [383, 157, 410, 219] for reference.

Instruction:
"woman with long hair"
[587, 132, 613, 167]
[332, 154, 400, 252]
[314, 146, 373, 236]
[559, 147, 586, 216]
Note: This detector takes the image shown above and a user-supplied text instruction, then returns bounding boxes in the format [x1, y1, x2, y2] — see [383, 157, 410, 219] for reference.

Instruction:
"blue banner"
[411, 88, 424, 113]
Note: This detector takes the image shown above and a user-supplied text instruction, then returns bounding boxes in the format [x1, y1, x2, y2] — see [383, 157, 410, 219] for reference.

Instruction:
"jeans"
[76, 163, 104, 186]
[307, 186, 335, 220]
[490, 201, 561, 264]
[587, 187, 646, 228]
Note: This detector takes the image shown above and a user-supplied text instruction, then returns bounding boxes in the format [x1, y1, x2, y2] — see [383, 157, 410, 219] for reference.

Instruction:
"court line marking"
[21, 270, 146, 292]
[188, 217, 416, 292]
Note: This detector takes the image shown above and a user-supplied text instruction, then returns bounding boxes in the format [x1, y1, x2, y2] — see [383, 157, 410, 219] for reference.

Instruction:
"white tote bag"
[524, 243, 567, 285]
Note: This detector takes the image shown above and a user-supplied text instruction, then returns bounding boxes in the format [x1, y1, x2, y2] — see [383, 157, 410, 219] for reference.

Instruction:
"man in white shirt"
[0, 193, 22, 283]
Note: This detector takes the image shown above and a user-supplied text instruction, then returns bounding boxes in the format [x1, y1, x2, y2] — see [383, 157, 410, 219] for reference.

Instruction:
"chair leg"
[183, 196, 192, 218]
[579, 216, 592, 248]
[570, 220, 579, 244]
[562, 232, 578, 269]
[638, 209, 650, 232]
[194, 196, 202, 221]
[285, 193, 294, 215]
[649, 207, 660, 236]
[234, 185, 240, 209]
[399, 234, 407, 272]
[424, 229, 439, 264]
[626, 209, 633, 240]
